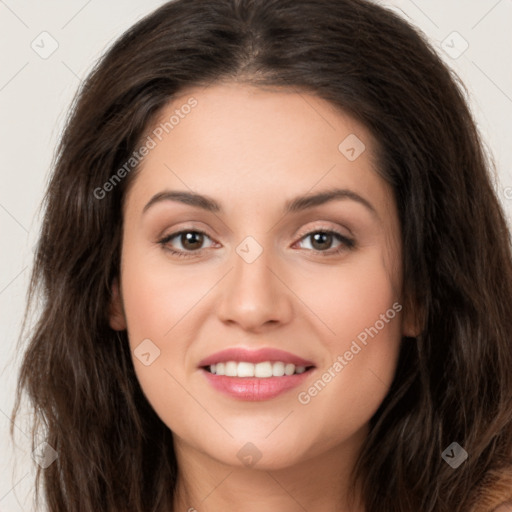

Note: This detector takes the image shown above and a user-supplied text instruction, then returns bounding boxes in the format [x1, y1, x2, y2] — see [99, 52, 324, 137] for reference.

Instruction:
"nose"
[216, 240, 293, 333]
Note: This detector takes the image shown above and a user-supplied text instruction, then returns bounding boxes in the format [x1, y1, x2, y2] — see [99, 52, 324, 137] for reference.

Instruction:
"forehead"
[124, 82, 393, 220]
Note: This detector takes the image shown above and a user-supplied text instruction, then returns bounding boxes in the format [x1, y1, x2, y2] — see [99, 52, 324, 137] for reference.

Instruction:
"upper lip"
[198, 347, 315, 368]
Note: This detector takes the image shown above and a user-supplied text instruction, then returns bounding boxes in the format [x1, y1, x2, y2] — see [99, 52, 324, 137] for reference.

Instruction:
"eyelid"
[158, 222, 355, 257]
[158, 228, 216, 249]
[294, 222, 352, 243]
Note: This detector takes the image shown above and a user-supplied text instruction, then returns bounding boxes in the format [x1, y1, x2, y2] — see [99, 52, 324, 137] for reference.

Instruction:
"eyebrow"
[142, 187, 378, 218]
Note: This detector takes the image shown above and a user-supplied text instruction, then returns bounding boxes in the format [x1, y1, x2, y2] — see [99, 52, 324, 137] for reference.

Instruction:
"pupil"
[182, 232, 202, 250]
[312, 232, 331, 250]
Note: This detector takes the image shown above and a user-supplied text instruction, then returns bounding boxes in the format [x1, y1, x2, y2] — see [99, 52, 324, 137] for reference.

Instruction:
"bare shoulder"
[493, 504, 512, 512]
[471, 466, 512, 512]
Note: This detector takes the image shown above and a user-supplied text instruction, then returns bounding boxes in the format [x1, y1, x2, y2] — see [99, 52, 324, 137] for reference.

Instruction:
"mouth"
[198, 347, 316, 401]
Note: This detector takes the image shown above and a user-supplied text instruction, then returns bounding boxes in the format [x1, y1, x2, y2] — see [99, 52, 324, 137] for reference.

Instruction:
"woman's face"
[110, 82, 417, 470]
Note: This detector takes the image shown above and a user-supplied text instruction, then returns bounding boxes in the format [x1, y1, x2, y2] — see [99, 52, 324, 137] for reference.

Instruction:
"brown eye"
[296, 229, 354, 255]
[309, 232, 334, 251]
[158, 229, 215, 258]
[179, 231, 204, 251]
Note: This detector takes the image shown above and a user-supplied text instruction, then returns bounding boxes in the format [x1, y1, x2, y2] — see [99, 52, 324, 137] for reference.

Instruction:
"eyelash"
[157, 226, 355, 259]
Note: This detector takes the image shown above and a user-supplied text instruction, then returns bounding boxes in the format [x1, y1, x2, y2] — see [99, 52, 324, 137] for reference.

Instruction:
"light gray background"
[1, 0, 511, 510]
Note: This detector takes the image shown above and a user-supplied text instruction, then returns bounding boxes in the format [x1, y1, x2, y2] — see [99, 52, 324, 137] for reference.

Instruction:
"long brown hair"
[11, 0, 512, 510]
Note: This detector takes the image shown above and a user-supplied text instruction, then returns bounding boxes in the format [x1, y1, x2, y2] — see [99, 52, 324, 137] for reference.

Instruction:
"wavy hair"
[11, 0, 512, 510]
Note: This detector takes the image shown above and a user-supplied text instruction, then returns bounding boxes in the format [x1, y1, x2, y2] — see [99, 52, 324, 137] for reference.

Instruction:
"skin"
[109, 82, 419, 512]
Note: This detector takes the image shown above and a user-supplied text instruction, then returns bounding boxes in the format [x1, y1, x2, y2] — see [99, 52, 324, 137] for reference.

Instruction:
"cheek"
[293, 254, 402, 443]
[118, 242, 198, 394]
[120, 243, 202, 346]
[298, 245, 401, 350]
[119, 249, 209, 439]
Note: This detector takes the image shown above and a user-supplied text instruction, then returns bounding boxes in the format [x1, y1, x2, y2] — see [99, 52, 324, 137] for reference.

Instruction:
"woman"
[11, 0, 512, 510]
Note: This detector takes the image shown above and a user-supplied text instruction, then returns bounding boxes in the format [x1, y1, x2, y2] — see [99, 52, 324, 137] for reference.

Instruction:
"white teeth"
[237, 362, 255, 377]
[284, 363, 295, 375]
[272, 361, 285, 377]
[254, 361, 273, 378]
[225, 361, 237, 377]
[208, 361, 311, 377]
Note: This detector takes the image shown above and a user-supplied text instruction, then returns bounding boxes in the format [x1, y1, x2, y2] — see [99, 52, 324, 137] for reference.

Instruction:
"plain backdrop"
[1, 0, 511, 510]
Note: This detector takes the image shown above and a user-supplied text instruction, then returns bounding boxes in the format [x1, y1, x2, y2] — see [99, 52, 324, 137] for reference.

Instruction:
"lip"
[197, 347, 315, 367]
[198, 347, 316, 401]
[201, 368, 315, 401]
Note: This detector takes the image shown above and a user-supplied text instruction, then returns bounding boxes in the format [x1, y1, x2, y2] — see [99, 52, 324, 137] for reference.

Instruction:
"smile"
[198, 347, 316, 400]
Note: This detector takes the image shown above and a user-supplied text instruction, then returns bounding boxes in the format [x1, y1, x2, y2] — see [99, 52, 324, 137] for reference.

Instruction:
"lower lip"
[201, 368, 314, 401]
